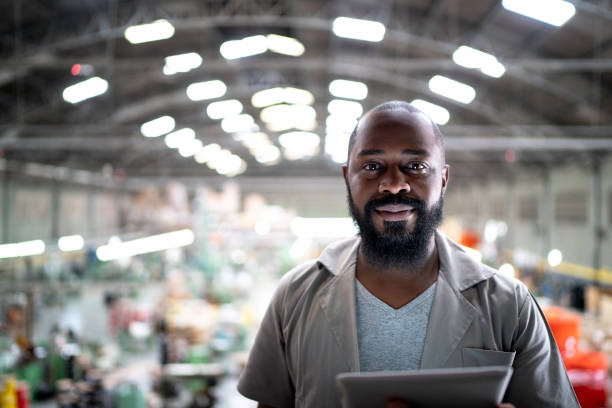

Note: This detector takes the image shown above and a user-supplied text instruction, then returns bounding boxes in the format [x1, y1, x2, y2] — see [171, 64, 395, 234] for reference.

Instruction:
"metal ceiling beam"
[4, 136, 612, 151]
[2, 14, 605, 120]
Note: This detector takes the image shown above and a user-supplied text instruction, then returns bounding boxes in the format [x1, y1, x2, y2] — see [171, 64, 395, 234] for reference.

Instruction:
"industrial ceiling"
[2, 0, 612, 187]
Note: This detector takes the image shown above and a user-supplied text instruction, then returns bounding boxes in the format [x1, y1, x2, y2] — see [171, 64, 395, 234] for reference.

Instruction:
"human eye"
[403, 162, 427, 172]
[362, 162, 382, 173]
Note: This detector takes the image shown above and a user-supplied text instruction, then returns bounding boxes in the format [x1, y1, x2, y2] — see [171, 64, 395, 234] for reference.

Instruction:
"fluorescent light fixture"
[260, 104, 316, 123]
[206, 148, 233, 170]
[279, 131, 320, 159]
[216, 154, 246, 176]
[332, 17, 386, 42]
[326, 114, 358, 133]
[410, 99, 450, 125]
[325, 132, 350, 164]
[206, 99, 243, 120]
[96, 229, 195, 261]
[186, 80, 227, 101]
[140, 115, 175, 137]
[502, 0, 575, 27]
[428, 75, 476, 104]
[329, 79, 368, 100]
[547, 249, 563, 267]
[452, 46, 506, 78]
[163, 52, 202, 75]
[58, 235, 84, 252]
[266, 34, 305, 56]
[251, 87, 314, 108]
[221, 114, 256, 133]
[165, 128, 195, 149]
[178, 138, 203, 158]
[195, 143, 221, 164]
[124, 19, 175, 44]
[498, 263, 516, 279]
[327, 99, 363, 118]
[235, 132, 270, 150]
[62, 77, 109, 104]
[291, 217, 357, 238]
[0, 240, 45, 259]
[254, 145, 281, 165]
[220, 35, 268, 60]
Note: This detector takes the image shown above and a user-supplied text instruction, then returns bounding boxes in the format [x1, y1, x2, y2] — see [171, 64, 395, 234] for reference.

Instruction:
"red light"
[71, 64, 81, 76]
[505, 149, 516, 163]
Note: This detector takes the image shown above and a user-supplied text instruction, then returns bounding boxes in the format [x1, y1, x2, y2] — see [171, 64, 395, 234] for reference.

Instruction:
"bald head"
[347, 101, 445, 164]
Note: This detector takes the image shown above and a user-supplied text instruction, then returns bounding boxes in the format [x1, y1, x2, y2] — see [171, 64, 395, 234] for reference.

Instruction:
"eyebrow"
[357, 148, 428, 157]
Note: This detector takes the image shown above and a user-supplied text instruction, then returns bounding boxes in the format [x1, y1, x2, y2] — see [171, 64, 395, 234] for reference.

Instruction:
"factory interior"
[1, 0, 612, 406]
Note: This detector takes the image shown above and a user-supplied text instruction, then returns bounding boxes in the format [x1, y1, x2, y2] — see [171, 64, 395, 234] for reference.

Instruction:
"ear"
[342, 164, 349, 184]
[441, 164, 450, 196]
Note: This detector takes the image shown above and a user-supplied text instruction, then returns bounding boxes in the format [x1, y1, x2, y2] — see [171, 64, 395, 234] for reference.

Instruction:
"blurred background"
[0, 0, 611, 407]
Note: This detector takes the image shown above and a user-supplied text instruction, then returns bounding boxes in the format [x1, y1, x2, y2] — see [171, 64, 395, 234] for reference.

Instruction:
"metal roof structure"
[2, 0, 612, 186]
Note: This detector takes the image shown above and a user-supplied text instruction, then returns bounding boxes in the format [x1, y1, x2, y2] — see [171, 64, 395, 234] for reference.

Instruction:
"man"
[238, 101, 579, 407]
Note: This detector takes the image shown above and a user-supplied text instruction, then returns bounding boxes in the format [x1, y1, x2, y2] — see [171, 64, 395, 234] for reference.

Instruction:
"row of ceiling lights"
[60, 0, 576, 175]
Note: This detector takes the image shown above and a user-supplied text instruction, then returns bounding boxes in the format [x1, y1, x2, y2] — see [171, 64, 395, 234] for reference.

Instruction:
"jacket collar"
[318, 230, 493, 292]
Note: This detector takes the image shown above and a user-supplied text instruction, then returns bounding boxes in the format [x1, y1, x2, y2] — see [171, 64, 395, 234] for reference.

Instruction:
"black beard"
[347, 187, 444, 270]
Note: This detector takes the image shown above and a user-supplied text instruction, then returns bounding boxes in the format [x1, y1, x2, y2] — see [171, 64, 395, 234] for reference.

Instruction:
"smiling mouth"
[374, 204, 416, 222]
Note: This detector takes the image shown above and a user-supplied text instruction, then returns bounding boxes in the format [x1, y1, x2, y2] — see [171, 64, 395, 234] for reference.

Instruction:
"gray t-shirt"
[356, 279, 437, 371]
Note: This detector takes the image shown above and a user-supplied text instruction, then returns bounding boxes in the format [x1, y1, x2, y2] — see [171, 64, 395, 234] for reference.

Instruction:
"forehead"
[352, 110, 439, 154]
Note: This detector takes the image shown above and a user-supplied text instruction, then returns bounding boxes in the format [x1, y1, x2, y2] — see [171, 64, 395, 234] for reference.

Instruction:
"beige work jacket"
[238, 231, 579, 408]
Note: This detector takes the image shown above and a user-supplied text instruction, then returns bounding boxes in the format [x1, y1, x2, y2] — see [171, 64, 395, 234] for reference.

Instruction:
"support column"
[592, 157, 603, 277]
[539, 166, 552, 258]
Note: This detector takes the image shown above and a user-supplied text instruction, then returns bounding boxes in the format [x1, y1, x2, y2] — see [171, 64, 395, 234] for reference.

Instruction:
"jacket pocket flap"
[462, 348, 515, 367]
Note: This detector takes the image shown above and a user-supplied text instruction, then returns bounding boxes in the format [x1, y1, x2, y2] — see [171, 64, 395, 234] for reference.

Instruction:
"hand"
[386, 399, 516, 408]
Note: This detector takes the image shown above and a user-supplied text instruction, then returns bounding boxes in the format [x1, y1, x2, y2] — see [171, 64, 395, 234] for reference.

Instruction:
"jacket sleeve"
[504, 291, 580, 407]
[237, 278, 295, 408]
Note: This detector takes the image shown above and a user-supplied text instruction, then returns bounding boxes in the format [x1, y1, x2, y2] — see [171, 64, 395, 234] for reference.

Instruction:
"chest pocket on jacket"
[462, 348, 516, 367]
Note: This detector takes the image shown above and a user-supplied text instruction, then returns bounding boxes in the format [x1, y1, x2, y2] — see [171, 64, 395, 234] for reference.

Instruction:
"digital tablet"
[336, 365, 513, 408]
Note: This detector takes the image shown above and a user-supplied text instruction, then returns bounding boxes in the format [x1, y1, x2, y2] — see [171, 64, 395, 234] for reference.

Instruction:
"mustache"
[364, 194, 426, 215]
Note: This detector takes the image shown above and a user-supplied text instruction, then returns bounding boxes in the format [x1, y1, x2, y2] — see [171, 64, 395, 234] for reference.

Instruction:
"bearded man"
[237, 101, 579, 408]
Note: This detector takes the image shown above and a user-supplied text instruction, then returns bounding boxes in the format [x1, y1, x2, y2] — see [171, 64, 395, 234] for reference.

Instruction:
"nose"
[378, 167, 411, 194]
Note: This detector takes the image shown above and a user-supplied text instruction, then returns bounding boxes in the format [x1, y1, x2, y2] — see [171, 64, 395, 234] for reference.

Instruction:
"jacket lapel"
[420, 231, 489, 368]
[318, 237, 360, 372]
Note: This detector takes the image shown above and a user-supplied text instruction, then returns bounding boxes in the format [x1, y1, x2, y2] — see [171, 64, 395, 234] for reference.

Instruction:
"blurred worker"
[238, 101, 579, 407]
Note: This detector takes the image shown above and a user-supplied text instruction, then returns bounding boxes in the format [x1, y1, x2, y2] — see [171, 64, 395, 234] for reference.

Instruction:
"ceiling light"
[221, 114, 257, 133]
[266, 34, 305, 56]
[62, 77, 109, 104]
[279, 131, 320, 159]
[428, 75, 476, 104]
[327, 99, 363, 118]
[452, 46, 506, 78]
[186, 80, 227, 101]
[195, 143, 221, 164]
[220, 35, 268, 60]
[58, 235, 85, 252]
[0, 240, 46, 259]
[163, 52, 202, 75]
[260, 104, 316, 123]
[96, 229, 194, 261]
[207, 149, 233, 170]
[206, 99, 243, 120]
[291, 217, 357, 238]
[326, 114, 358, 133]
[235, 132, 270, 150]
[124, 19, 175, 44]
[502, 0, 575, 27]
[254, 145, 281, 165]
[410, 99, 450, 125]
[329, 79, 368, 100]
[178, 138, 203, 158]
[165, 128, 195, 148]
[547, 249, 563, 267]
[251, 87, 314, 108]
[332, 17, 386, 42]
[216, 154, 246, 176]
[325, 132, 350, 164]
[140, 115, 175, 137]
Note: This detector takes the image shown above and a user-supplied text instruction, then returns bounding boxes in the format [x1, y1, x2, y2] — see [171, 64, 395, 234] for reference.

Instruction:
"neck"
[356, 237, 439, 309]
